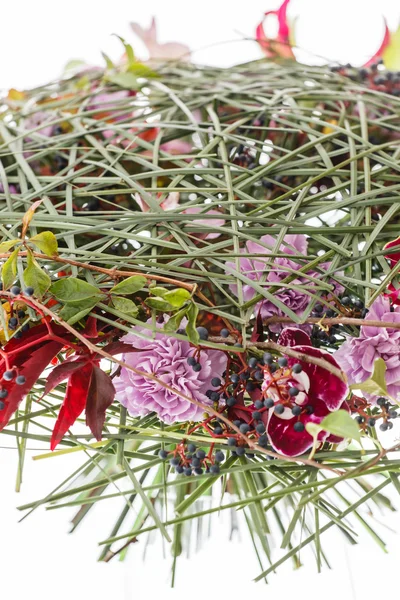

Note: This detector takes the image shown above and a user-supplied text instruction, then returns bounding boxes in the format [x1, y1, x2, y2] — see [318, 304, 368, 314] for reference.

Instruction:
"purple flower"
[226, 234, 342, 331]
[334, 296, 400, 401]
[113, 321, 227, 424]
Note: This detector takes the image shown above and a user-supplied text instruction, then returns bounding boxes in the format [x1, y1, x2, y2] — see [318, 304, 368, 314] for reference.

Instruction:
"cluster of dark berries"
[6, 307, 30, 340]
[0, 369, 27, 410]
[159, 442, 225, 476]
[355, 397, 398, 433]
[330, 61, 400, 97]
[311, 295, 368, 348]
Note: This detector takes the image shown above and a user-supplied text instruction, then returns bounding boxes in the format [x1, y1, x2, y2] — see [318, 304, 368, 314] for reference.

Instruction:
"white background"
[2, 1, 400, 598]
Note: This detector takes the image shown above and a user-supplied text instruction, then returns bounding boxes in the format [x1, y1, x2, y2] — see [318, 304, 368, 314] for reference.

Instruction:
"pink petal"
[256, 0, 295, 59]
[364, 18, 391, 67]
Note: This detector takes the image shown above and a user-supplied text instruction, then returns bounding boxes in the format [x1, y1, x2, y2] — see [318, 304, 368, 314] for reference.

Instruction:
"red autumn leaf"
[256, 0, 295, 59]
[197, 311, 226, 336]
[50, 362, 94, 450]
[0, 328, 64, 429]
[103, 341, 143, 356]
[384, 236, 400, 267]
[250, 309, 264, 343]
[85, 366, 115, 440]
[364, 18, 391, 66]
[83, 316, 98, 338]
[44, 359, 87, 395]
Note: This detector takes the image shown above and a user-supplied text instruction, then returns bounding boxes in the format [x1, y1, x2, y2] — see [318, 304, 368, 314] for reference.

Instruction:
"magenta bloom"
[334, 296, 400, 401]
[262, 328, 348, 456]
[113, 322, 227, 424]
[226, 234, 342, 331]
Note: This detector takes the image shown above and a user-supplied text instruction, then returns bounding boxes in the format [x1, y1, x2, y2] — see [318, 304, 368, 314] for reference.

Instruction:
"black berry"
[196, 327, 208, 340]
[16, 375, 26, 385]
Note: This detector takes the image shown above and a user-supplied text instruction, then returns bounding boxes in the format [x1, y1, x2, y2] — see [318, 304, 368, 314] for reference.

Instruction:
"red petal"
[278, 327, 311, 348]
[384, 236, 400, 267]
[364, 19, 391, 67]
[50, 363, 94, 450]
[267, 397, 330, 456]
[256, 0, 295, 59]
[85, 366, 115, 440]
[289, 346, 348, 412]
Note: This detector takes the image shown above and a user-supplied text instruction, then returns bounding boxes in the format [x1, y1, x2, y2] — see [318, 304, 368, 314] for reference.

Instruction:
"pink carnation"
[334, 296, 400, 401]
[113, 321, 227, 424]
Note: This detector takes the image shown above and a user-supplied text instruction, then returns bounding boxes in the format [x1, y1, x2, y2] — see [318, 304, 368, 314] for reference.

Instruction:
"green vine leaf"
[106, 73, 141, 90]
[163, 288, 191, 308]
[111, 296, 139, 316]
[1, 247, 19, 289]
[110, 275, 146, 296]
[145, 296, 175, 312]
[350, 358, 392, 401]
[23, 249, 51, 298]
[51, 278, 103, 303]
[149, 286, 169, 297]
[163, 307, 188, 333]
[320, 410, 361, 443]
[29, 231, 58, 257]
[185, 302, 200, 345]
[59, 297, 99, 325]
[0, 239, 20, 253]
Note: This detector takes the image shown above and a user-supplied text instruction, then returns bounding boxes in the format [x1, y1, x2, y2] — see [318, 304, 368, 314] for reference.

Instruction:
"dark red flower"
[262, 328, 348, 456]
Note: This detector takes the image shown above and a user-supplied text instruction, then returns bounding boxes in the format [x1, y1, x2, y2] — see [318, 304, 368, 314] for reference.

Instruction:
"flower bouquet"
[2, 4, 400, 584]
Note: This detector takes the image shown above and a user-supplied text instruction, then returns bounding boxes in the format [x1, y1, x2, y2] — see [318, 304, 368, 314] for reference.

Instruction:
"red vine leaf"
[50, 362, 94, 450]
[44, 359, 87, 395]
[85, 366, 116, 440]
[103, 341, 142, 356]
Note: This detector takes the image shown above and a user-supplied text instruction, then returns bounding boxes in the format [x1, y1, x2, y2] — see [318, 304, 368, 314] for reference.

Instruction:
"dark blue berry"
[176, 465, 184, 474]
[0, 389, 8, 399]
[258, 434, 268, 446]
[226, 396, 236, 407]
[269, 364, 278, 373]
[159, 449, 168, 459]
[3, 371, 14, 381]
[377, 397, 387, 406]
[17, 311, 26, 318]
[10, 286, 21, 296]
[8, 317, 18, 329]
[184, 467, 192, 476]
[387, 421, 394, 430]
[278, 357, 288, 367]
[263, 352, 273, 365]
[234, 342, 243, 348]
[215, 451, 225, 463]
[213, 426, 223, 435]
[305, 404, 314, 414]
[0, 400, 5, 410]
[274, 404, 285, 415]
[314, 304, 323, 314]
[191, 457, 201, 467]
[245, 382, 255, 392]
[196, 327, 208, 340]
[291, 405, 302, 416]
[379, 422, 389, 432]
[170, 457, 181, 466]
[288, 386, 299, 397]
[194, 467, 203, 475]
[292, 364, 302, 374]
[254, 400, 263, 409]
[193, 363, 202, 372]
[220, 328, 230, 338]
[13, 331, 23, 339]
[248, 357, 258, 369]
[16, 375, 26, 385]
[254, 369, 264, 381]
[252, 411, 261, 420]
[196, 449, 206, 460]
[206, 390, 213, 399]
[355, 415, 364, 424]
[235, 447, 245, 456]
[210, 391, 220, 402]
[227, 437, 236, 446]
[187, 356, 197, 367]
[187, 443, 196, 453]
[230, 374, 239, 385]
[388, 409, 398, 419]
[264, 398, 274, 408]
[239, 423, 250, 434]
[367, 418, 376, 427]
[209, 465, 220, 475]
[21, 323, 30, 332]
[211, 377, 221, 387]
[255, 423, 265, 434]
[293, 421, 305, 432]
[341, 296, 350, 306]
[233, 420, 241, 427]
[240, 371, 250, 380]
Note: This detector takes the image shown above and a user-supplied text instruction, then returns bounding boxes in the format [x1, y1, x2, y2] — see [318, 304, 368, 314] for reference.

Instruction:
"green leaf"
[320, 410, 361, 443]
[101, 52, 115, 70]
[29, 231, 58, 257]
[110, 275, 146, 296]
[383, 24, 400, 70]
[51, 278, 102, 303]
[23, 250, 51, 298]
[149, 286, 169, 297]
[163, 307, 188, 333]
[1, 247, 19, 289]
[106, 73, 140, 90]
[350, 358, 391, 400]
[145, 296, 175, 311]
[163, 288, 191, 308]
[0, 239, 19, 253]
[127, 62, 159, 79]
[111, 296, 139, 316]
[113, 35, 136, 67]
[59, 297, 99, 325]
[185, 303, 200, 345]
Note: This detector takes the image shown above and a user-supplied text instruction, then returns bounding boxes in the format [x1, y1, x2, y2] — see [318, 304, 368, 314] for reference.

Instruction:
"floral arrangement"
[2, 3, 400, 584]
